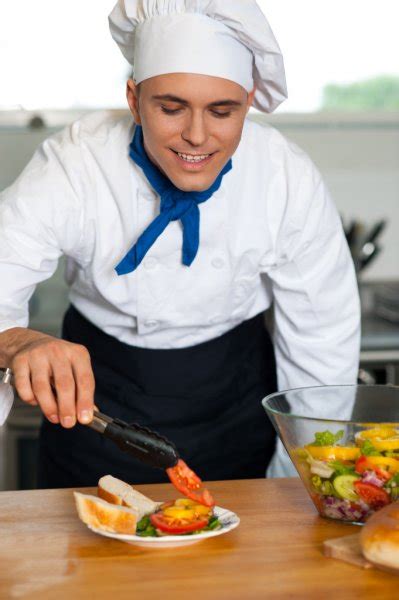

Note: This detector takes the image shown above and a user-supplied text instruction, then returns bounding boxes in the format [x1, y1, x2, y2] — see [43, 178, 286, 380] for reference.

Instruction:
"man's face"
[127, 73, 255, 192]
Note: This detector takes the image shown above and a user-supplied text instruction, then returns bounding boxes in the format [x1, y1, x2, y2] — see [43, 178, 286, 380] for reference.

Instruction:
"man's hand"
[0, 328, 95, 428]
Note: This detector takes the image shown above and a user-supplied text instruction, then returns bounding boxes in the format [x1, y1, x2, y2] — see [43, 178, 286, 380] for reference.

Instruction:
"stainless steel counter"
[361, 314, 399, 351]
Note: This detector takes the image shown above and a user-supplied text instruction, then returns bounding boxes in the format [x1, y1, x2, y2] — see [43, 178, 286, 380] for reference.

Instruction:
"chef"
[0, 0, 360, 487]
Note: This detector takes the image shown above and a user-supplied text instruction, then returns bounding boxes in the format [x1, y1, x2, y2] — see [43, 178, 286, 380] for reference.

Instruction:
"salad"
[136, 498, 221, 537]
[295, 427, 399, 523]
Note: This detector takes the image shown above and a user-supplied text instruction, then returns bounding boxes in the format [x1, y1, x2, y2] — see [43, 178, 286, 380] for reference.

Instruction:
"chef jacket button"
[144, 257, 158, 270]
[145, 320, 158, 328]
[211, 257, 225, 269]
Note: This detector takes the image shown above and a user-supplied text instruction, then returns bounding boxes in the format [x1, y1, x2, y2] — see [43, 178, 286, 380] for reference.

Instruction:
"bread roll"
[360, 502, 399, 571]
[98, 475, 161, 520]
[74, 492, 138, 535]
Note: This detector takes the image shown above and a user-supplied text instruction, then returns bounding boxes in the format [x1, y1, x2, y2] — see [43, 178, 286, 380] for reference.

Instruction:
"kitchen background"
[0, 0, 398, 490]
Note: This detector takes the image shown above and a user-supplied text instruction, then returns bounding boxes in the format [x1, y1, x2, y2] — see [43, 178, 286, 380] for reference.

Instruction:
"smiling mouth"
[171, 148, 215, 158]
[171, 149, 215, 163]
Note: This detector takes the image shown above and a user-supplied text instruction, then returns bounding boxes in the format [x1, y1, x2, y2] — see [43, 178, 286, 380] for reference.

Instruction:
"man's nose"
[181, 112, 209, 147]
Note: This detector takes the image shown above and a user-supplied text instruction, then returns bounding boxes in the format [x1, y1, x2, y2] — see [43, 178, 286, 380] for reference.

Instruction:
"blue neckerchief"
[115, 125, 232, 276]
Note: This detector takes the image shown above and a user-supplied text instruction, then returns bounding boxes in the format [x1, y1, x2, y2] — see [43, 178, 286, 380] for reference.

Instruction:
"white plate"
[87, 506, 240, 548]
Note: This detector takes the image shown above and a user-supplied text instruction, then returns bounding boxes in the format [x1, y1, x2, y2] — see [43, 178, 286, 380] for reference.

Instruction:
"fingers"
[29, 355, 60, 424]
[12, 355, 34, 404]
[13, 349, 60, 423]
[27, 398, 39, 407]
[51, 357, 77, 428]
[12, 340, 95, 428]
[13, 355, 53, 413]
[71, 346, 95, 425]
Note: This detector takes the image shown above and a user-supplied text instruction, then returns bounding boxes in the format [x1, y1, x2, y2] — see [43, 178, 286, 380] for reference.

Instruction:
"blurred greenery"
[321, 75, 399, 111]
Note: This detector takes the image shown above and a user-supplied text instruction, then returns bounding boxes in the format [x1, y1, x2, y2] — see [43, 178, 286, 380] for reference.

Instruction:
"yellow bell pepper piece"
[305, 445, 360, 461]
[356, 427, 398, 445]
[366, 455, 399, 473]
[192, 504, 212, 517]
[174, 499, 197, 508]
[164, 499, 212, 520]
[162, 506, 196, 520]
[372, 437, 399, 452]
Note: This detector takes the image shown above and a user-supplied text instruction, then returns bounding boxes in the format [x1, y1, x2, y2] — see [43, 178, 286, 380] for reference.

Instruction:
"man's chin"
[176, 181, 212, 193]
[167, 171, 217, 193]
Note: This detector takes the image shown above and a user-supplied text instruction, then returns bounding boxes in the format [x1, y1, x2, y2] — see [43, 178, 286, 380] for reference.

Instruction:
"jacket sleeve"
[0, 126, 87, 334]
[262, 156, 361, 477]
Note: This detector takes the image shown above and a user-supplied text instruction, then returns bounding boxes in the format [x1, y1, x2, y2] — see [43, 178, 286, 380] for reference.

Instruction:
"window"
[259, 0, 399, 112]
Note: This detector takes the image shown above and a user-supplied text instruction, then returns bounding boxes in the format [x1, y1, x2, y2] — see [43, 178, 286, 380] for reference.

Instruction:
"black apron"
[37, 305, 277, 488]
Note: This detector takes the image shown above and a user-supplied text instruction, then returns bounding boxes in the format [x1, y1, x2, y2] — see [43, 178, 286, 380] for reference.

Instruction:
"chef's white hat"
[109, 0, 287, 113]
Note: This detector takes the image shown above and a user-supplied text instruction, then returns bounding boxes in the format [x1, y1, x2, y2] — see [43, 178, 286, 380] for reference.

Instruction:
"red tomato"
[355, 456, 369, 474]
[355, 456, 392, 482]
[150, 512, 209, 534]
[372, 468, 391, 482]
[353, 480, 390, 509]
[166, 459, 215, 507]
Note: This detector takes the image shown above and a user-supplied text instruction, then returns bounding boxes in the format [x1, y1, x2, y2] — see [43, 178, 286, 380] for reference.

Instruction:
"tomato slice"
[166, 459, 215, 507]
[355, 456, 397, 481]
[353, 480, 390, 509]
[150, 512, 209, 534]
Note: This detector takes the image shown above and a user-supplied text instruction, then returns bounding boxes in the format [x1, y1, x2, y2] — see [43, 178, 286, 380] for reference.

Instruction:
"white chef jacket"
[0, 111, 361, 475]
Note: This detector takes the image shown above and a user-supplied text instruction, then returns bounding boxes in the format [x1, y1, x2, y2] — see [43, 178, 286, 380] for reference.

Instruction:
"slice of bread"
[360, 501, 399, 571]
[98, 475, 162, 521]
[74, 491, 139, 535]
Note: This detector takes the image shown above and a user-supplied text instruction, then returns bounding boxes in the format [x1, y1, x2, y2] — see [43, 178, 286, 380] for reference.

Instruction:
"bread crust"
[360, 502, 399, 571]
[74, 492, 138, 534]
[98, 475, 161, 519]
[97, 485, 125, 506]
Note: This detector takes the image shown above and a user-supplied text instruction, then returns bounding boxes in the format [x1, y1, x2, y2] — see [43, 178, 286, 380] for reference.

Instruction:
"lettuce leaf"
[312, 430, 344, 446]
[360, 439, 381, 456]
[386, 472, 399, 487]
[328, 461, 356, 476]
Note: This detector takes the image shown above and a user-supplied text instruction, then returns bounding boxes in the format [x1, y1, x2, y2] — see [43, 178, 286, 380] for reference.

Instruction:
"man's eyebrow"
[151, 94, 243, 107]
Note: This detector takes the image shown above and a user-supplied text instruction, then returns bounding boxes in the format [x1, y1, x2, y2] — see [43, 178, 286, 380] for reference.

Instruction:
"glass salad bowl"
[262, 385, 399, 525]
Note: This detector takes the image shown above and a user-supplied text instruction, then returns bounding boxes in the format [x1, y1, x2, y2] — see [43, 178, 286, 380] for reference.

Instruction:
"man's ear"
[246, 86, 256, 113]
[126, 79, 142, 124]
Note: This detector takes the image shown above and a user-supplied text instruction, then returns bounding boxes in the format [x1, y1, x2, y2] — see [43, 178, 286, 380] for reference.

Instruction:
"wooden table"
[0, 478, 397, 599]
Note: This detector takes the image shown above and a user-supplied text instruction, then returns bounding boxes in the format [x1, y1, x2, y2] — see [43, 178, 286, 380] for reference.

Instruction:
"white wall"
[1, 110, 398, 281]
[252, 112, 399, 282]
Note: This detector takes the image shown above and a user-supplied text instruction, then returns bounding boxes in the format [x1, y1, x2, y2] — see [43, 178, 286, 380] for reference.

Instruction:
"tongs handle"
[0, 368, 178, 471]
[89, 410, 180, 470]
[1, 368, 13, 385]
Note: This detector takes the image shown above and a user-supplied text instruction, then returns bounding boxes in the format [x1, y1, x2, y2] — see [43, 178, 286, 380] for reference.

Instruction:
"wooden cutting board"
[323, 533, 372, 569]
[324, 532, 399, 577]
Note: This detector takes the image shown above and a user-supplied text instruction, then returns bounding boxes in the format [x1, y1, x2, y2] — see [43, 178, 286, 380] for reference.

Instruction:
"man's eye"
[161, 106, 231, 118]
[161, 106, 181, 114]
[211, 111, 231, 118]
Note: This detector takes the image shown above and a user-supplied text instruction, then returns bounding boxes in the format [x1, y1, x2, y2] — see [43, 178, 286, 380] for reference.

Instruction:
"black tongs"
[0, 368, 180, 472]
[88, 410, 180, 471]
